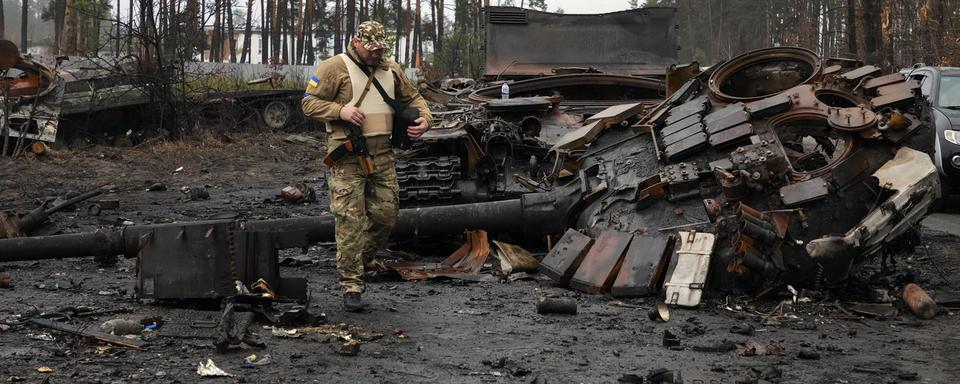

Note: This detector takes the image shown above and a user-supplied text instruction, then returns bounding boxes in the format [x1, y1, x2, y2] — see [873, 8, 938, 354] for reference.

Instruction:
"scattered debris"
[386, 230, 491, 280]
[536, 297, 578, 315]
[730, 323, 755, 336]
[491, 240, 539, 275]
[30, 318, 146, 349]
[145, 182, 167, 192]
[36, 367, 54, 373]
[0, 271, 10, 288]
[902, 283, 938, 319]
[662, 329, 681, 347]
[737, 340, 785, 357]
[279, 183, 316, 204]
[181, 186, 210, 200]
[336, 339, 361, 356]
[242, 354, 271, 368]
[692, 340, 737, 352]
[196, 358, 232, 377]
[99, 318, 143, 335]
[648, 301, 671, 322]
[846, 303, 899, 318]
[0, 185, 107, 238]
[284, 134, 322, 147]
[646, 368, 683, 384]
[798, 349, 821, 360]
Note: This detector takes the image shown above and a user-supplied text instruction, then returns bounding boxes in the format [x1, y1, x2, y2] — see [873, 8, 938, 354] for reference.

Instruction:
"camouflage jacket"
[301, 45, 433, 128]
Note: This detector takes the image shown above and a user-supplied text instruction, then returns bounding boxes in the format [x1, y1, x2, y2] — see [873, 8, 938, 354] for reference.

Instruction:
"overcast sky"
[536, 0, 640, 14]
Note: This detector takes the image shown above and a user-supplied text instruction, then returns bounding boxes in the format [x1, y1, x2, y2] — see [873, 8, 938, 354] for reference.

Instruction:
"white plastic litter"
[197, 358, 232, 377]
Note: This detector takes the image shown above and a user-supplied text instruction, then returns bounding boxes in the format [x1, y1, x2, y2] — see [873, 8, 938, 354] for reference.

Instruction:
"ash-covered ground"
[1, 133, 958, 383]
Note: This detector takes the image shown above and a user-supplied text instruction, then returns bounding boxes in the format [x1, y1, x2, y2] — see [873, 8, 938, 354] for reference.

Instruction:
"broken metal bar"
[29, 318, 147, 349]
[15, 187, 106, 234]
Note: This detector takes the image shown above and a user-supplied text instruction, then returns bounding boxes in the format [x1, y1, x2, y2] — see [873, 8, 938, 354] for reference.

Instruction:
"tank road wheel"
[261, 100, 292, 130]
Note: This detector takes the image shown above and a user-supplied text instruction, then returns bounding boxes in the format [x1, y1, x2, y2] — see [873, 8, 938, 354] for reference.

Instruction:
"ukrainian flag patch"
[308, 76, 319, 88]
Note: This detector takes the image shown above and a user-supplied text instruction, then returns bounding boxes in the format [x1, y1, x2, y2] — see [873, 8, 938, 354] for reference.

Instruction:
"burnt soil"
[1, 132, 958, 384]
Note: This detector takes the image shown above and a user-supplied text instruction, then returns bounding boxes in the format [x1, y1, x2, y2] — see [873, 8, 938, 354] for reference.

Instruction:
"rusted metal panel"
[666, 68, 701, 100]
[708, 122, 754, 148]
[483, 7, 678, 79]
[871, 92, 915, 108]
[779, 177, 830, 206]
[552, 120, 604, 151]
[612, 234, 675, 297]
[822, 64, 842, 75]
[387, 230, 490, 280]
[569, 230, 633, 294]
[745, 94, 793, 118]
[663, 132, 708, 160]
[540, 229, 594, 285]
[840, 65, 881, 81]
[864, 73, 906, 90]
[586, 103, 645, 124]
[663, 231, 715, 307]
[876, 79, 920, 96]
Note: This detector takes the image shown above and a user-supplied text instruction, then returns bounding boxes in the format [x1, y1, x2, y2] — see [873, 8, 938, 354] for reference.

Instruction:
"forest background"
[0, 0, 956, 80]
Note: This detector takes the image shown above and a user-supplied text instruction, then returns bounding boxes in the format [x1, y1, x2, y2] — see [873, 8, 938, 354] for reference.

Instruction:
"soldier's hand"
[407, 117, 429, 140]
[340, 106, 365, 126]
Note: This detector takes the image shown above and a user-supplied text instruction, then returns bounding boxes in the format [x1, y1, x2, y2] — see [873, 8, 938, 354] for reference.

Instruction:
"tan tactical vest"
[327, 54, 395, 140]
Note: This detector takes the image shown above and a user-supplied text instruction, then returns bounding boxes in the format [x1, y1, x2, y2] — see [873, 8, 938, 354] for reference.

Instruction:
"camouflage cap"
[357, 21, 388, 51]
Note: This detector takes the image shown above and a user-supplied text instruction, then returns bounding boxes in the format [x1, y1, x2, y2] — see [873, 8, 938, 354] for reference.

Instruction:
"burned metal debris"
[0, 47, 942, 310]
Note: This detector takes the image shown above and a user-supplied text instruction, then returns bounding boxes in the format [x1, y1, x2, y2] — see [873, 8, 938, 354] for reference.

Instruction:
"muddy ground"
[1, 132, 958, 384]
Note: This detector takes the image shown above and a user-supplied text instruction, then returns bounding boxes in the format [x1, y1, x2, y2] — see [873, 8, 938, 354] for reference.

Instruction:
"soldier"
[302, 21, 432, 312]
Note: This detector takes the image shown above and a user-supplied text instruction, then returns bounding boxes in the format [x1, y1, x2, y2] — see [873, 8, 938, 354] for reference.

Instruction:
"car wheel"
[261, 100, 292, 130]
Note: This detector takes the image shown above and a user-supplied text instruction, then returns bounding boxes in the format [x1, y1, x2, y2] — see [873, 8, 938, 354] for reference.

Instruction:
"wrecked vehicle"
[0, 47, 939, 307]
[0, 40, 64, 153]
[0, 40, 314, 150]
[399, 6, 676, 205]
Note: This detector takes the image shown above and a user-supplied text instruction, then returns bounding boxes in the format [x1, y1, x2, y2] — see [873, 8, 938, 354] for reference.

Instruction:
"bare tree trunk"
[280, 0, 289, 64]
[404, 0, 411, 65]
[414, 0, 421, 67]
[19, 0, 27, 52]
[435, 0, 444, 54]
[861, 0, 881, 64]
[241, 0, 254, 63]
[270, 0, 280, 63]
[62, 0, 77, 55]
[880, 0, 894, 71]
[394, 0, 401, 61]
[128, 0, 134, 54]
[304, 0, 314, 64]
[261, 0, 269, 63]
[0, 0, 5, 40]
[295, 0, 304, 64]
[227, 0, 236, 62]
[347, 0, 356, 46]
[335, 0, 343, 54]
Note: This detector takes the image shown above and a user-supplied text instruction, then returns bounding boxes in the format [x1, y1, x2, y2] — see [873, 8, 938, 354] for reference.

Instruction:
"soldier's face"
[354, 40, 385, 66]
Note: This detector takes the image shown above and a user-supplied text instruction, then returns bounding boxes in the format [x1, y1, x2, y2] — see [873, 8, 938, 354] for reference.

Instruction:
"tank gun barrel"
[0, 192, 573, 263]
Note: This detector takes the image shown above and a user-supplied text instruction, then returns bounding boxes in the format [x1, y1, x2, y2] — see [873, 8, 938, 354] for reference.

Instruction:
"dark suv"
[904, 66, 960, 195]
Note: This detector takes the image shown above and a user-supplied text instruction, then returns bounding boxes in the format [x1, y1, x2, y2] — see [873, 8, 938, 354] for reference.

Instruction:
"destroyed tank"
[397, 6, 677, 205]
[0, 47, 939, 305]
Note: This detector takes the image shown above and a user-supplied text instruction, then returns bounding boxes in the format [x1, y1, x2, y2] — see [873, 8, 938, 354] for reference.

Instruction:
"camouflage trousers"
[327, 150, 400, 293]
